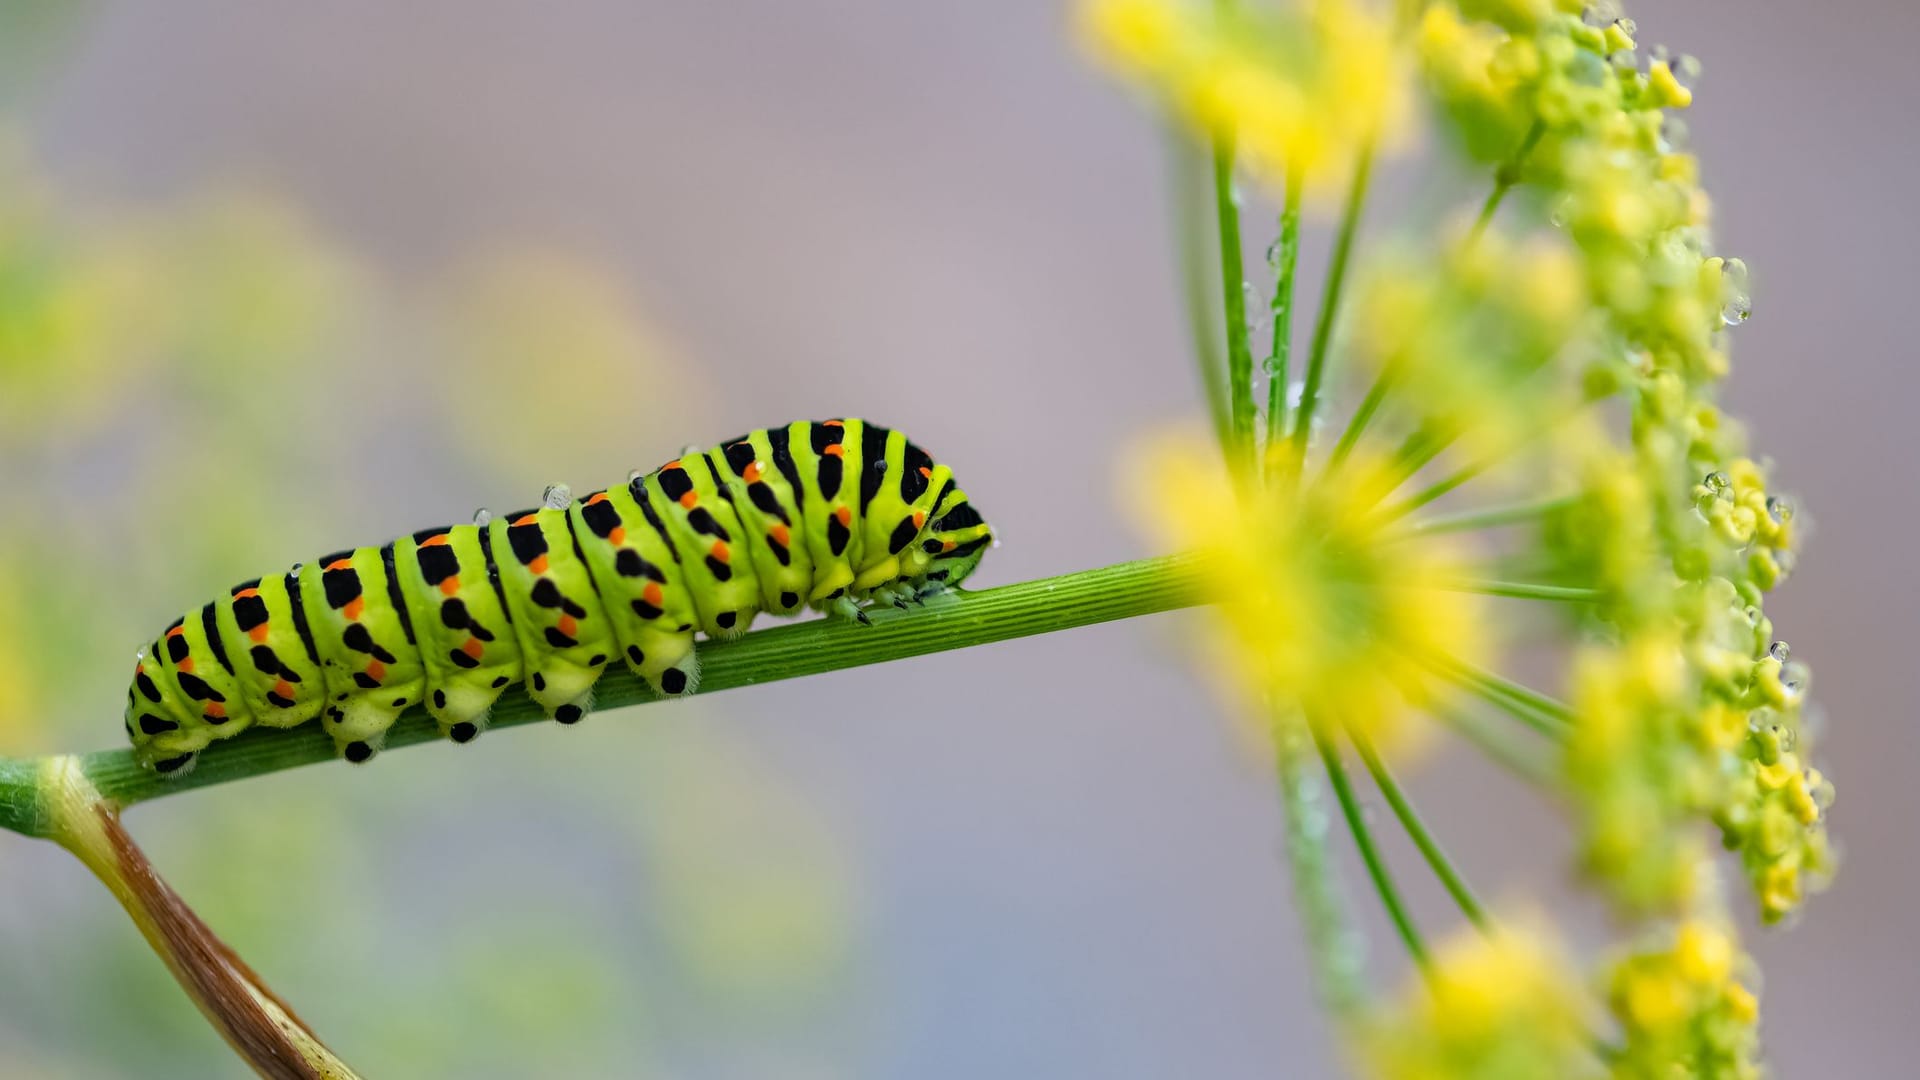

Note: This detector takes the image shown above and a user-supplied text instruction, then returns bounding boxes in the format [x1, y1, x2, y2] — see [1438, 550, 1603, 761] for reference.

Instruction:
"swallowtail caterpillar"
[124, 419, 992, 773]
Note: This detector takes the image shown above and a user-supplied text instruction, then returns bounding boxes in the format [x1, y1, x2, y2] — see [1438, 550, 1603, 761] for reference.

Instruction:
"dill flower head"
[1077, 0, 1413, 194]
[1089, 0, 1832, 1074]
[1360, 920, 1593, 1079]
[1129, 438, 1489, 751]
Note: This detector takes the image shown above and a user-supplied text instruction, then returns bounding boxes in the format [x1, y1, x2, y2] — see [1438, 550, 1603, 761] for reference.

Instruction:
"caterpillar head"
[922, 498, 992, 588]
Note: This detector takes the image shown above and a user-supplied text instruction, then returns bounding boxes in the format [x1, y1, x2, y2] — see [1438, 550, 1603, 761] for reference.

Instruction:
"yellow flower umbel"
[1361, 920, 1597, 1079]
[1130, 438, 1490, 754]
[1604, 919, 1764, 1079]
[1077, 0, 1412, 193]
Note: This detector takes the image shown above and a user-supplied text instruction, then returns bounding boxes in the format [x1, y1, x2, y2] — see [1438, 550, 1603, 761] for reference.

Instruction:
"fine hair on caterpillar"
[124, 419, 993, 773]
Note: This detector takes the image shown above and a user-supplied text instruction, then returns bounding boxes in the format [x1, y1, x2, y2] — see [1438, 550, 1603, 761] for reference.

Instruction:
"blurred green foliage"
[0, 74, 862, 1080]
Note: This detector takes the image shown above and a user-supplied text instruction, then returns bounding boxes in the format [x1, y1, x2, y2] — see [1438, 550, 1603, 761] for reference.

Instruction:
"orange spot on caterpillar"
[326, 558, 353, 572]
[176, 658, 195, 675]
[824, 419, 844, 427]
[587, 492, 609, 505]
[529, 555, 549, 575]
[709, 540, 729, 564]
[769, 523, 790, 547]
[823, 444, 844, 458]
[273, 679, 294, 700]
[234, 587, 260, 599]
[167, 625, 186, 638]
[609, 526, 627, 545]
[203, 702, 226, 719]
[462, 637, 485, 660]
[439, 575, 461, 596]
[913, 511, 926, 528]
[420, 533, 451, 547]
[942, 540, 957, 552]
[643, 582, 664, 606]
[834, 506, 852, 527]
[743, 461, 763, 483]
[343, 597, 365, 621]
[679, 491, 698, 510]
[247, 624, 271, 644]
[664, 459, 682, 470]
[557, 614, 578, 638]
[919, 467, 932, 478]
[512, 513, 539, 527]
[365, 659, 386, 682]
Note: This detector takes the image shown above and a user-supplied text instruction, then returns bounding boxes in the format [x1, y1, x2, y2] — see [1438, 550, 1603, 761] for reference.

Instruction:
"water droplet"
[1266, 238, 1287, 268]
[542, 483, 573, 510]
[1613, 16, 1638, 36]
[134, 647, 147, 663]
[1658, 115, 1690, 153]
[1721, 294, 1752, 326]
[1742, 604, 1762, 627]
[1703, 471, 1732, 498]
[1549, 199, 1572, 228]
[1766, 495, 1794, 524]
[1781, 661, 1811, 695]
[1673, 53, 1702, 89]
[1768, 640, 1790, 663]
[1582, 2, 1621, 27]
[1770, 723, 1797, 752]
[1609, 48, 1638, 71]
[628, 469, 646, 485]
[1720, 256, 1750, 290]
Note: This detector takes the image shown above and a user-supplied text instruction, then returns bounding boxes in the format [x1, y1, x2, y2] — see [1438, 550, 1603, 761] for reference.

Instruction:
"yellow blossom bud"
[1724, 982, 1760, 1025]
[1647, 60, 1694, 109]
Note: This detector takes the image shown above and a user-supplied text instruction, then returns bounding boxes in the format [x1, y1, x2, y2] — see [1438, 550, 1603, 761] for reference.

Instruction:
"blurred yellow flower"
[1078, 0, 1413, 196]
[1128, 435, 1489, 753]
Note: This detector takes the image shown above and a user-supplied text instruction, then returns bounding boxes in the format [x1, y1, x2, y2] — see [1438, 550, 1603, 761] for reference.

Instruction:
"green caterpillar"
[124, 419, 992, 773]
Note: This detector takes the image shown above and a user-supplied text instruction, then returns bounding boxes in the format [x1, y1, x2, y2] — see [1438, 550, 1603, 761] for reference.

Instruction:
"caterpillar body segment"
[125, 419, 994, 774]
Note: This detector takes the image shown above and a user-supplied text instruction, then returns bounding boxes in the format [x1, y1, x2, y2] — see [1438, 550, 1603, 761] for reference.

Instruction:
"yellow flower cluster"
[1078, 0, 1411, 193]
[1361, 921, 1596, 1079]
[1128, 437, 1488, 754]
[1604, 919, 1763, 1079]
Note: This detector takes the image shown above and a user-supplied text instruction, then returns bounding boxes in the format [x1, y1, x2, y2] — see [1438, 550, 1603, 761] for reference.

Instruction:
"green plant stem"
[1469, 121, 1545, 243]
[1347, 728, 1488, 931]
[1263, 173, 1303, 453]
[1311, 714, 1429, 972]
[1409, 495, 1578, 534]
[1291, 139, 1377, 455]
[1328, 371, 1392, 469]
[1271, 709, 1368, 1017]
[1172, 134, 1233, 451]
[1428, 656, 1573, 737]
[1212, 135, 1256, 469]
[0, 555, 1207, 837]
[1440, 580, 1600, 604]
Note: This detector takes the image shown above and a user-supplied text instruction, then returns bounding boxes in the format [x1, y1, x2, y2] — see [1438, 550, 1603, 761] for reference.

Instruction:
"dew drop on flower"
[1704, 471, 1732, 498]
[1767, 495, 1794, 523]
[1673, 54, 1703, 89]
[1658, 115, 1691, 153]
[1781, 661, 1811, 695]
[1768, 640, 1791, 663]
[471, 507, 492, 526]
[1613, 16, 1638, 36]
[542, 483, 573, 510]
[1722, 294, 1753, 326]
[1582, 2, 1622, 28]
[1266, 239, 1286, 268]
[1771, 723, 1797, 752]
[1743, 604, 1762, 627]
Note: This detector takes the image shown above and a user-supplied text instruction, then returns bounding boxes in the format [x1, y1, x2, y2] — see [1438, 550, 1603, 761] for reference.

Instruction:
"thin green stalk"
[1263, 173, 1303, 453]
[1291, 138, 1378, 454]
[0, 555, 1207, 836]
[1429, 655, 1574, 736]
[1469, 120, 1546, 243]
[1271, 709, 1368, 1017]
[1347, 727, 1488, 931]
[1171, 133, 1233, 450]
[1327, 371, 1392, 469]
[1310, 713, 1429, 972]
[1409, 495, 1578, 534]
[1438, 580, 1600, 604]
[1212, 135, 1256, 468]
[1428, 702, 1557, 788]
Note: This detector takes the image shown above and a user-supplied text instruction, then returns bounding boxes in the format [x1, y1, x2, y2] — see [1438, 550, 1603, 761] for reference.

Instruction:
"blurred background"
[0, 1, 1912, 1076]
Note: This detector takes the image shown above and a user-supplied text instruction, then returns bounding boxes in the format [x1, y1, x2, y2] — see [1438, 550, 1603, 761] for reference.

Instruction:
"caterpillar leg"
[525, 656, 603, 725]
[146, 750, 200, 777]
[425, 683, 497, 744]
[619, 629, 701, 696]
[824, 594, 874, 626]
[323, 700, 404, 764]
